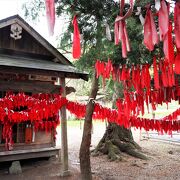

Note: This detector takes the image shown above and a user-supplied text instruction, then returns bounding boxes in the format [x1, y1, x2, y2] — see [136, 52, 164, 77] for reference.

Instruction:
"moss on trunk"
[92, 82, 147, 161]
[92, 123, 147, 161]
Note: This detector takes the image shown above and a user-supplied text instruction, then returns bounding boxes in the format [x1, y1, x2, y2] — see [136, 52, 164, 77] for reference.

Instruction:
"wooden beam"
[0, 48, 54, 61]
[0, 125, 2, 144]
[0, 66, 88, 81]
[60, 77, 70, 176]
[0, 147, 60, 162]
[0, 15, 71, 65]
[0, 80, 60, 93]
[0, 18, 17, 29]
[17, 124, 20, 143]
[16, 19, 72, 66]
[0, 66, 64, 78]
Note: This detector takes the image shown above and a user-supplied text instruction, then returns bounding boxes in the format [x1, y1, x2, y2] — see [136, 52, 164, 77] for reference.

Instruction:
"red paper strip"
[158, 0, 169, 40]
[163, 22, 174, 64]
[174, 2, 180, 49]
[153, 56, 160, 89]
[0, 92, 180, 150]
[72, 15, 81, 59]
[114, 0, 133, 58]
[175, 52, 180, 74]
[144, 5, 159, 51]
[45, 0, 55, 36]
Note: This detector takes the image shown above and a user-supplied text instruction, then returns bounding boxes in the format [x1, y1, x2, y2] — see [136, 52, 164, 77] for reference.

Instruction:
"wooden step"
[0, 147, 60, 162]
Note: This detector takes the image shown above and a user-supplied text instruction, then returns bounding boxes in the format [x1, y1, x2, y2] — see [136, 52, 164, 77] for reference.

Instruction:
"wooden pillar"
[0, 125, 2, 144]
[60, 77, 70, 176]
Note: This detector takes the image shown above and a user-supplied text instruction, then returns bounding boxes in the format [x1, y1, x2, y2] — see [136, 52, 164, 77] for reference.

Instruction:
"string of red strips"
[95, 58, 180, 127]
[0, 92, 180, 150]
[0, 93, 179, 125]
[44, 1, 180, 60]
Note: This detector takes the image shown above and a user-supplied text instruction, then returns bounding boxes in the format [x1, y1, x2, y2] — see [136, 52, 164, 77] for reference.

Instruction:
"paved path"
[142, 132, 180, 144]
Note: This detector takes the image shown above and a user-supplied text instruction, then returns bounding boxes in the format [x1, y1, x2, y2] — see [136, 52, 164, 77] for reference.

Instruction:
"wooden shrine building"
[0, 15, 88, 175]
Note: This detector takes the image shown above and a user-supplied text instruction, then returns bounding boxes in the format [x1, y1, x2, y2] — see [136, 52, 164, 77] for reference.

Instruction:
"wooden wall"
[0, 25, 53, 57]
[0, 23, 61, 157]
[0, 129, 55, 152]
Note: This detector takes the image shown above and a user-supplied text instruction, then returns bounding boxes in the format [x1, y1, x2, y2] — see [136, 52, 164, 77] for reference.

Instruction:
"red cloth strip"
[144, 5, 159, 51]
[45, 0, 55, 36]
[72, 15, 81, 59]
[174, 2, 180, 49]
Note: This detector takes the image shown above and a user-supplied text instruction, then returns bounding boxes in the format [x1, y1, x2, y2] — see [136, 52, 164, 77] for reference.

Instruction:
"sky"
[0, 0, 174, 51]
[0, 0, 23, 19]
[0, 0, 66, 47]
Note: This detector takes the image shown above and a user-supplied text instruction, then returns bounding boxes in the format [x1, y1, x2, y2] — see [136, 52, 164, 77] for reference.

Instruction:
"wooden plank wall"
[0, 129, 54, 152]
[0, 125, 2, 144]
[0, 26, 53, 56]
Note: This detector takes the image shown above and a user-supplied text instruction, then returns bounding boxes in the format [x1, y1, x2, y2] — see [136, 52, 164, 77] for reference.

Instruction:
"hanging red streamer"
[95, 59, 178, 93]
[174, 1, 180, 49]
[45, 0, 55, 36]
[153, 56, 160, 89]
[2, 122, 13, 151]
[163, 22, 174, 64]
[95, 59, 180, 121]
[0, 92, 180, 150]
[144, 5, 159, 51]
[72, 15, 81, 59]
[175, 52, 180, 74]
[158, 0, 169, 40]
[114, 0, 133, 58]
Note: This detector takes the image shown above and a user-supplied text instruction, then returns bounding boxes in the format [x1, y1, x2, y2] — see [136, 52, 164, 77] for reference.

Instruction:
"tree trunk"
[92, 82, 147, 161]
[79, 72, 99, 180]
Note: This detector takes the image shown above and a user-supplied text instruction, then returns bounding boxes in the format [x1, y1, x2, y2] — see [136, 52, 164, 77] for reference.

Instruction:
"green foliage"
[23, 0, 156, 66]
[23, 0, 45, 22]
[23, 0, 168, 99]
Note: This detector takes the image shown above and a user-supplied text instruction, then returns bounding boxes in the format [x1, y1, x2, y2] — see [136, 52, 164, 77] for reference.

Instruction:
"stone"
[168, 150, 173, 154]
[60, 170, 71, 177]
[9, 161, 22, 174]
[48, 155, 57, 162]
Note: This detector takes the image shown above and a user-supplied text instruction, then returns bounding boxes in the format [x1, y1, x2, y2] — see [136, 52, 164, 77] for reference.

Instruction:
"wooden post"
[0, 125, 2, 144]
[16, 124, 20, 143]
[60, 77, 70, 176]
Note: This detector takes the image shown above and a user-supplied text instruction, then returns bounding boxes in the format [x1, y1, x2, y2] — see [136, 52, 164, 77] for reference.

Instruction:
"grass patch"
[67, 119, 84, 127]
[140, 101, 180, 119]
[67, 119, 106, 127]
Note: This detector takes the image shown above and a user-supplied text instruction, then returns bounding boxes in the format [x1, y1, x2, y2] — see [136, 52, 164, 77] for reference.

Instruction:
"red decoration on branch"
[114, 0, 133, 58]
[158, 0, 169, 40]
[95, 58, 179, 96]
[144, 5, 159, 51]
[95, 59, 180, 129]
[175, 52, 180, 74]
[45, 0, 55, 36]
[153, 56, 160, 89]
[163, 22, 174, 64]
[174, 2, 180, 49]
[72, 15, 81, 59]
[0, 92, 180, 150]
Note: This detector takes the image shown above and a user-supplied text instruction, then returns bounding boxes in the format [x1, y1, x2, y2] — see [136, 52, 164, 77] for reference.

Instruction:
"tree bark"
[92, 82, 147, 161]
[79, 72, 99, 180]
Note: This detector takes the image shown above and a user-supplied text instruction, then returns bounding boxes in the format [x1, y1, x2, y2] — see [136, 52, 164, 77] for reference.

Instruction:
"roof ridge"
[0, 14, 73, 66]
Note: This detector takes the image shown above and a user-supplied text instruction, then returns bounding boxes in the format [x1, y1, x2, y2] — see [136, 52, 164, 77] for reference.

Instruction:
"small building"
[0, 15, 88, 175]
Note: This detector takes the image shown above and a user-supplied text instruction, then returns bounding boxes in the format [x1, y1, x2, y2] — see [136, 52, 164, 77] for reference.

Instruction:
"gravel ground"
[66, 122, 180, 180]
[0, 122, 179, 180]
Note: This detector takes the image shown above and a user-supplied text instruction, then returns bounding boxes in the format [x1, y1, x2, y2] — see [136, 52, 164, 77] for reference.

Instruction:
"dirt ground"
[0, 122, 180, 180]
[91, 140, 180, 180]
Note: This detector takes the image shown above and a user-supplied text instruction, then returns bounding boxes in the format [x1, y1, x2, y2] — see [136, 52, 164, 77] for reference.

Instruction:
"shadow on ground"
[0, 157, 81, 180]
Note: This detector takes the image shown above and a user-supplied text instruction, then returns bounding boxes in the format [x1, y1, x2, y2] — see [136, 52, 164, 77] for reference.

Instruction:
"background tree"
[23, 0, 166, 179]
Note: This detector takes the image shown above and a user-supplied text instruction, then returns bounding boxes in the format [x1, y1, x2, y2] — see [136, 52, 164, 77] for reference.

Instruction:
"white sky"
[0, 0, 66, 47]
